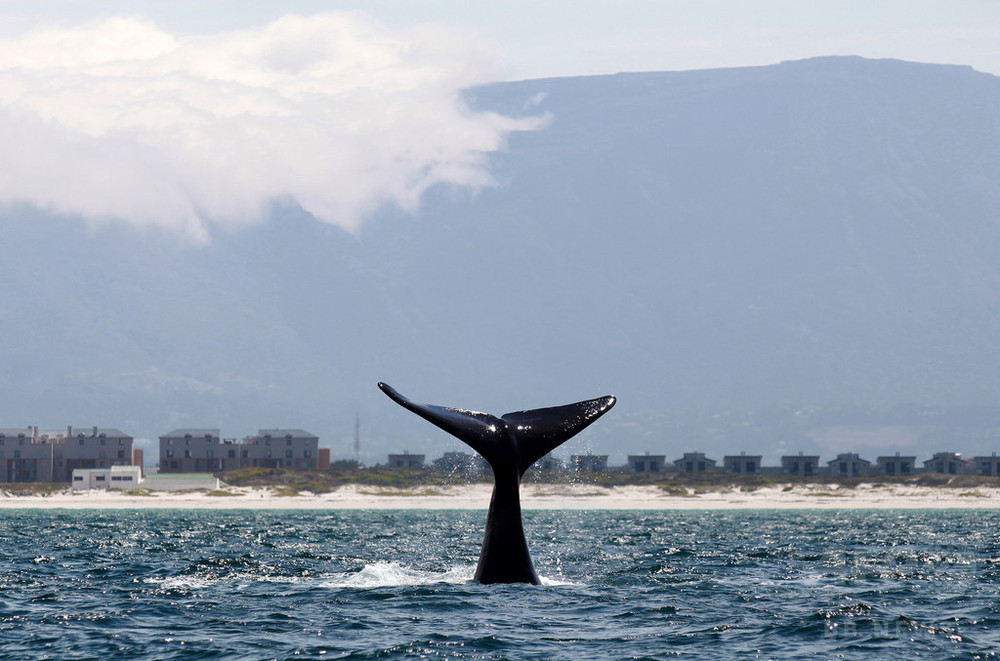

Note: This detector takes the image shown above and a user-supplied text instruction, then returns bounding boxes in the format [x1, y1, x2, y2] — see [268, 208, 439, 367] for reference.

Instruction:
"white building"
[72, 465, 143, 490]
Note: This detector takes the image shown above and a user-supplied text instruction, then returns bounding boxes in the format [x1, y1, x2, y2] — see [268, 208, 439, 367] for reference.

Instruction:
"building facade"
[571, 454, 609, 472]
[923, 452, 965, 475]
[781, 454, 820, 477]
[628, 453, 666, 473]
[1, 426, 133, 483]
[533, 453, 563, 472]
[971, 455, 1000, 476]
[724, 454, 762, 474]
[72, 465, 143, 490]
[876, 454, 916, 476]
[158, 428, 320, 473]
[673, 452, 717, 473]
[434, 451, 484, 474]
[827, 453, 871, 478]
[387, 451, 425, 468]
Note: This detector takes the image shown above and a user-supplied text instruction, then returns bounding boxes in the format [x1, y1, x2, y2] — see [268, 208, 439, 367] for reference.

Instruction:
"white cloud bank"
[0, 12, 539, 240]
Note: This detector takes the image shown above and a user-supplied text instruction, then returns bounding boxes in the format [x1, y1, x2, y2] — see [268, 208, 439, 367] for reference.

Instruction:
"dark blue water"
[1, 509, 999, 659]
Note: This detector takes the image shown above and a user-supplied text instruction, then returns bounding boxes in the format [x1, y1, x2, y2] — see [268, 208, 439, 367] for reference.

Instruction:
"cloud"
[0, 12, 540, 241]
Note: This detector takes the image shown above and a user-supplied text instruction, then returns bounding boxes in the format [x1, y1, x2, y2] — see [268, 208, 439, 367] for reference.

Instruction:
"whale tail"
[378, 382, 616, 584]
[377, 382, 616, 476]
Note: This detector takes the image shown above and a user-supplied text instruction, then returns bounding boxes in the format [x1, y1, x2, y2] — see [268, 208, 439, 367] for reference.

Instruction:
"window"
[184, 450, 191, 458]
[14, 450, 20, 458]
[100, 438, 106, 445]
[95, 475, 105, 481]
[241, 450, 248, 458]
[207, 449, 214, 458]
[170, 461, 178, 469]
[228, 450, 235, 458]
[79, 438, 84, 446]
[168, 439, 174, 445]
[287, 438, 292, 446]
[166, 449, 174, 458]
[73, 475, 83, 481]
[264, 450, 271, 458]
[304, 450, 312, 458]
[117, 451, 125, 459]
[285, 450, 293, 458]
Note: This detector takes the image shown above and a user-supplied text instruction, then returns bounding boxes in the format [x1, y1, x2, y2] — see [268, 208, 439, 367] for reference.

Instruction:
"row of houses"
[387, 450, 1000, 477]
[637, 451, 1000, 476]
[667, 451, 1000, 477]
[1, 425, 329, 483]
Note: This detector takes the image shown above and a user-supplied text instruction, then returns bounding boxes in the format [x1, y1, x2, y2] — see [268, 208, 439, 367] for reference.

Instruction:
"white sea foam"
[145, 575, 216, 590]
[320, 561, 475, 588]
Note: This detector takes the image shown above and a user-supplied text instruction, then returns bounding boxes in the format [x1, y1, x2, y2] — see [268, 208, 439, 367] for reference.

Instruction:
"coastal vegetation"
[215, 464, 1000, 497]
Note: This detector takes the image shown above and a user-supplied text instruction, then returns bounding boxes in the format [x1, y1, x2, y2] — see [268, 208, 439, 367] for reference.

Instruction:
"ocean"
[1, 509, 998, 660]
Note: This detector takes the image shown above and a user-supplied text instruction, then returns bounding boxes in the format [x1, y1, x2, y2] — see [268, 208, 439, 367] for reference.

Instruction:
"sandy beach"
[3, 482, 1000, 510]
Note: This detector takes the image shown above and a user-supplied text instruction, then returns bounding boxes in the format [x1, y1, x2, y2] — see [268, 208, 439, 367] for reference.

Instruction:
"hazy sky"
[3, 1, 997, 79]
[1, 1, 997, 238]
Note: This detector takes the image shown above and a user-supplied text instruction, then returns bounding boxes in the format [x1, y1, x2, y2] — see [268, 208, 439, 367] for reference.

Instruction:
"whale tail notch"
[502, 397, 616, 475]
[377, 382, 615, 475]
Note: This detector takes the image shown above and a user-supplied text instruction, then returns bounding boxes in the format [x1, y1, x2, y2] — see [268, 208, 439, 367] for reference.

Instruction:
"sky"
[0, 1, 997, 239]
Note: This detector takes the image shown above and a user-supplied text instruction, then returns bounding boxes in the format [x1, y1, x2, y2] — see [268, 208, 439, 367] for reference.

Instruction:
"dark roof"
[160, 429, 221, 438]
[254, 429, 318, 439]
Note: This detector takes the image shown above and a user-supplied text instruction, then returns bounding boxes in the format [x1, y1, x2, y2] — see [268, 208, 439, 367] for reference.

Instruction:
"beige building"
[158, 428, 320, 473]
[1, 426, 133, 483]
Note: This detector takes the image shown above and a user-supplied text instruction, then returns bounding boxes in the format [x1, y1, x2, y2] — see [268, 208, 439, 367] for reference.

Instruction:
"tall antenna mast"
[354, 414, 361, 464]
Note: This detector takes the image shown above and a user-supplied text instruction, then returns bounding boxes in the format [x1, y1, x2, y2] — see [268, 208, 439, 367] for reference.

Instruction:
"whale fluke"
[377, 382, 616, 584]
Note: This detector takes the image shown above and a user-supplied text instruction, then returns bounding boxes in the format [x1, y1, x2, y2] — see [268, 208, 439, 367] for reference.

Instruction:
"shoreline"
[2, 482, 1000, 510]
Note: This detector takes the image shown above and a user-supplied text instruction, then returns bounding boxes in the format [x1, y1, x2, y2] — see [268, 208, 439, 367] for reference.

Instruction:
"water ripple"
[1, 509, 1000, 659]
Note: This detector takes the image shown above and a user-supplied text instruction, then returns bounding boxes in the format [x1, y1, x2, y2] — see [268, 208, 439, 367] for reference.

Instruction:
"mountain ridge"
[3, 56, 1000, 462]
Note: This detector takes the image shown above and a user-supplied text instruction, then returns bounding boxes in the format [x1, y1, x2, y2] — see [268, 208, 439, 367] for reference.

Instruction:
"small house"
[673, 452, 716, 473]
[627, 453, 666, 473]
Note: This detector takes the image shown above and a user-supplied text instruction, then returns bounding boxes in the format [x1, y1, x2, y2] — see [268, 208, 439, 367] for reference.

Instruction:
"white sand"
[2, 482, 1000, 510]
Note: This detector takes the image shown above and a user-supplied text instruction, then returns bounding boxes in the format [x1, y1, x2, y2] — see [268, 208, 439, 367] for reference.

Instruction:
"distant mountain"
[4, 56, 1000, 463]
